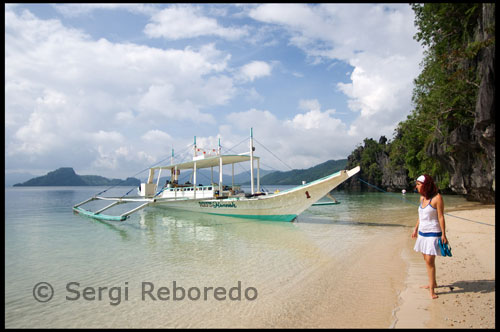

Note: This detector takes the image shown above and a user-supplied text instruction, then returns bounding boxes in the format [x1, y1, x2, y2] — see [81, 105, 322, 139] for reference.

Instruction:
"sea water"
[4, 186, 481, 328]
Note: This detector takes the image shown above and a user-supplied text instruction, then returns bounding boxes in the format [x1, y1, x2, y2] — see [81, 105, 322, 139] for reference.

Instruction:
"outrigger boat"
[73, 129, 360, 222]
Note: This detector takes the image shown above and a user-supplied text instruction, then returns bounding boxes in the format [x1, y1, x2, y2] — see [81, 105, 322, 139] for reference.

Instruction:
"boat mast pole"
[219, 138, 223, 194]
[156, 168, 162, 189]
[193, 136, 197, 199]
[194, 136, 197, 157]
[170, 147, 174, 184]
[250, 128, 254, 195]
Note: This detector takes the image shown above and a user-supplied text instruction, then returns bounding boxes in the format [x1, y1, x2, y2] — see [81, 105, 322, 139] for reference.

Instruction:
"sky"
[5, 3, 424, 180]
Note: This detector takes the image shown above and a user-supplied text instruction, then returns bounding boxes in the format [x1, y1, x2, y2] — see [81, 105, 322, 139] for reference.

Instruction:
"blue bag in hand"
[438, 239, 452, 257]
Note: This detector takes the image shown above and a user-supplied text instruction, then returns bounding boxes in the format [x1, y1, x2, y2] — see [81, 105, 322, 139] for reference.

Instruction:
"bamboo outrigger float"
[73, 129, 360, 222]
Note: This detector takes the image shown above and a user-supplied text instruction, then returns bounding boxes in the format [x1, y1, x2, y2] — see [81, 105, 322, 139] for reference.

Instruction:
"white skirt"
[414, 235, 442, 256]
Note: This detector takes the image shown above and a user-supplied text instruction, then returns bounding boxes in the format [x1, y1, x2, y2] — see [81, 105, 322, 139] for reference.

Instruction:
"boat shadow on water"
[86, 218, 131, 241]
[82, 206, 411, 243]
[81, 206, 299, 238]
[80, 207, 332, 258]
[137, 207, 300, 229]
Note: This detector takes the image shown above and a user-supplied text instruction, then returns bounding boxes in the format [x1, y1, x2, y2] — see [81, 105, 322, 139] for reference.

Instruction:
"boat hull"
[150, 167, 359, 221]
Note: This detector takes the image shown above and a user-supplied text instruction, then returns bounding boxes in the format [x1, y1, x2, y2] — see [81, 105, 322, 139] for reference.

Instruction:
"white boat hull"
[149, 166, 360, 221]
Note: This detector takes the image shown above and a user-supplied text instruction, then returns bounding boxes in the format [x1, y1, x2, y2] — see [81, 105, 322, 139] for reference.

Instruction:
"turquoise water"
[4, 186, 481, 328]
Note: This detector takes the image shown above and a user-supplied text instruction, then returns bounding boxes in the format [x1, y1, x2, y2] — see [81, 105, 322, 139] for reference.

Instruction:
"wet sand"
[259, 228, 410, 328]
[393, 206, 495, 328]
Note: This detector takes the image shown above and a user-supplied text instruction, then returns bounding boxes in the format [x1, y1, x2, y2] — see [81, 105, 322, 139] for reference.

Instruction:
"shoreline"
[393, 206, 495, 328]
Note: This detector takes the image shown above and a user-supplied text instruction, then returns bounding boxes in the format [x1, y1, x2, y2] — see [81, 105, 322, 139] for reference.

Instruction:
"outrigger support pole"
[94, 201, 123, 214]
[73, 196, 97, 208]
[73, 196, 155, 222]
[120, 202, 151, 218]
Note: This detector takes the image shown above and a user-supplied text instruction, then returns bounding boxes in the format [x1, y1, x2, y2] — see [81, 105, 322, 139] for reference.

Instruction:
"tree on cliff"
[345, 3, 495, 202]
[400, 3, 494, 201]
[401, 3, 482, 181]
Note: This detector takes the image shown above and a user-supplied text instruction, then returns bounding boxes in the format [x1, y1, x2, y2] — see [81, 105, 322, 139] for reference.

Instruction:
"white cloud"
[238, 61, 272, 82]
[338, 52, 421, 138]
[144, 5, 248, 40]
[52, 3, 158, 17]
[289, 110, 338, 131]
[115, 110, 135, 123]
[298, 99, 321, 112]
[223, 101, 352, 170]
[5, 4, 424, 178]
[249, 3, 423, 140]
[89, 130, 126, 144]
[142, 129, 173, 142]
[10, 89, 77, 156]
[5, 7, 237, 177]
[137, 84, 215, 123]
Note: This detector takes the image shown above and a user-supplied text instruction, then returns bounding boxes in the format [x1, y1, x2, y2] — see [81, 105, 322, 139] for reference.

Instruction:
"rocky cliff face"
[343, 137, 410, 193]
[342, 4, 495, 202]
[472, 3, 495, 202]
[426, 3, 495, 203]
[378, 153, 409, 191]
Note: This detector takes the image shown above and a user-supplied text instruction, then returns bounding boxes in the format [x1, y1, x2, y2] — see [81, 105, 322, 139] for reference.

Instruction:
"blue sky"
[5, 4, 424, 179]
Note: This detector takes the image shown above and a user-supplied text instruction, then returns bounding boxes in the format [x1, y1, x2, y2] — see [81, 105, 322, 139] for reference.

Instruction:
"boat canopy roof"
[150, 154, 260, 171]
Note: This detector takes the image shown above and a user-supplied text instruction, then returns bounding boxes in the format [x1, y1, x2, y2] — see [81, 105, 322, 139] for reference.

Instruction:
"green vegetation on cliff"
[347, 3, 494, 200]
[347, 138, 386, 186]
[400, 3, 482, 183]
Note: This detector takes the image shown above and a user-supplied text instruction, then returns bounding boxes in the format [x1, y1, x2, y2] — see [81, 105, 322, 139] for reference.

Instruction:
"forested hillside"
[257, 159, 348, 185]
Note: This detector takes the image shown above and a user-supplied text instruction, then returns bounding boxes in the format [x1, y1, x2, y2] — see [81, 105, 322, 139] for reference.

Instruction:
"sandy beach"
[220, 204, 496, 329]
[393, 206, 495, 328]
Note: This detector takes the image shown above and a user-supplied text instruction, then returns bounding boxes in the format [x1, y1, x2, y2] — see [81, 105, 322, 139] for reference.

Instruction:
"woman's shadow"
[437, 279, 495, 295]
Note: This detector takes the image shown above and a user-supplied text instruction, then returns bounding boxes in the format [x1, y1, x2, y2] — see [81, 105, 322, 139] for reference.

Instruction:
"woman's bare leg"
[420, 254, 431, 288]
[423, 254, 438, 299]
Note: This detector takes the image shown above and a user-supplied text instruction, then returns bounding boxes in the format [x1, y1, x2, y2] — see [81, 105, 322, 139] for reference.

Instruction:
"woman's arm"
[411, 218, 419, 238]
[411, 196, 422, 238]
[435, 194, 448, 244]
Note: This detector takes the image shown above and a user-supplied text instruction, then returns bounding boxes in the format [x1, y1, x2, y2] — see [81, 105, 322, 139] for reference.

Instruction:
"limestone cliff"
[426, 3, 495, 203]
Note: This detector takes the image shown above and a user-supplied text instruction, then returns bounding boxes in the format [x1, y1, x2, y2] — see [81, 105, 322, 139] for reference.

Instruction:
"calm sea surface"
[4, 186, 481, 328]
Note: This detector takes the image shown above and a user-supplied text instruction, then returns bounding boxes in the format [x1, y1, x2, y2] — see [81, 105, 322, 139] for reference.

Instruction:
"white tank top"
[418, 196, 441, 233]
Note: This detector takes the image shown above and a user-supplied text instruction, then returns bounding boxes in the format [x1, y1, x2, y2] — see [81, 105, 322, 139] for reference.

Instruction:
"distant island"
[12, 160, 348, 187]
[13, 167, 141, 187]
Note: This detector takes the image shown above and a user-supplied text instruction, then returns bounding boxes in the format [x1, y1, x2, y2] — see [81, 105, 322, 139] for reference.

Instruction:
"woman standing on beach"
[411, 174, 448, 299]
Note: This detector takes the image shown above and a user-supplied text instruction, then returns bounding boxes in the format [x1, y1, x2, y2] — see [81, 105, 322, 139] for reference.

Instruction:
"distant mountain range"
[9, 167, 271, 187]
[171, 168, 274, 186]
[256, 159, 348, 185]
[10, 159, 348, 187]
[12, 167, 141, 187]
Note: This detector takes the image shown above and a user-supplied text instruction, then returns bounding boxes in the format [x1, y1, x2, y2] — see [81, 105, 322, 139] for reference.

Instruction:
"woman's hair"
[418, 174, 439, 199]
